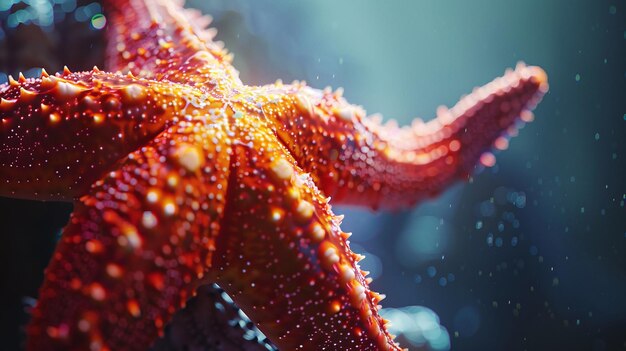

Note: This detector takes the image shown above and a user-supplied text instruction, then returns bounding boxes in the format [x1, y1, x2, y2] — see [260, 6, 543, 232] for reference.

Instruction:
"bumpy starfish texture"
[0, 0, 548, 350]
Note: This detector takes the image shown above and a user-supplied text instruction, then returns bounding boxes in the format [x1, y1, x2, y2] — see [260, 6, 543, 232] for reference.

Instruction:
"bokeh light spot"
[91, 13, 106, 29]
[453, 306, 481, 337]
[396, 216, 451, 267]
[381, 306, 450, 350]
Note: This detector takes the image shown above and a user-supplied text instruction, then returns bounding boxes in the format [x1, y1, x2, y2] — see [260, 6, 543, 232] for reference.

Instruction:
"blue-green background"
[1, 0, 625, 350]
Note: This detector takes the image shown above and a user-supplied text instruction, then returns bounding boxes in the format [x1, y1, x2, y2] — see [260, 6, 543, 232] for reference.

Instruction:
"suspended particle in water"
[91, 14, 106, 30]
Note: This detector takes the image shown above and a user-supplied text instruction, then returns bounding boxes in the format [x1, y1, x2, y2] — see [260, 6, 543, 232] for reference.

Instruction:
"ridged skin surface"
[0, 0, 548, 350]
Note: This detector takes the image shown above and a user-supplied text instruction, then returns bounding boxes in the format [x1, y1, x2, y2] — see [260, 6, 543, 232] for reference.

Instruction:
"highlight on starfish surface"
[0, 0, 548, 350]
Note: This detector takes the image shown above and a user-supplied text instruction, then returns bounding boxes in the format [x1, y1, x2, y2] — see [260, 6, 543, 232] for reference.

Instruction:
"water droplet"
[495, 237, 503, 247]
[91, 14, 106, 30]
[426, 266, 437, 278]
[486, 233, 494, 247]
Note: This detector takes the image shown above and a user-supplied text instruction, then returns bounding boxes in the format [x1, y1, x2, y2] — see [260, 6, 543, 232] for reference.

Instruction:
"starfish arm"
[26, 120, 232, 351]
[103, 0, 240, 91]
[260, 64, 548, 209]
[211, 116, 402, 351]
[0, 69, 201, 201]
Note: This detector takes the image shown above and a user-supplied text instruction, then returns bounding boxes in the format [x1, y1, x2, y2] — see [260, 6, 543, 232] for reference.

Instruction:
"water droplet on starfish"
[49, 112, 61, 124]
[320, 241, 340, 267]
[270, 207, 284, 222]
[142, 211, 158, 228]
[104, 96, 121, 111]
[350, 281, 366, 307]
[163, 201, 177, 216]
[55, 81, 87, 100]
[146, 189, 159, 203]
[127, 299, 141, 318]
[85, 240, 103, 254]
[46, 324, 70, 339]
[148, 272, 165, 291]
[175, 144, 205, 172]
[448, 139, 461, 152]
[270, 158, 293, 181]
[89, 283, 106, 301]
[295, 200, 314, 222]
[122, 84, 146, 103]
[340, 264, 356, 284]
[309, 222, 326, 242]
[479, 152, 496, 167]
[77, 318, 91, 333]
[121, 225, 142, 249]
[167, 174, 179, 188]
[106, 263, 123, 278]
[91, 113, 105, 124]
[328, 300, 341, 314]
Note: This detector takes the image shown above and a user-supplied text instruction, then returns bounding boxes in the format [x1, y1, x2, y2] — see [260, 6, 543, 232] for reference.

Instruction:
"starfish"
[0, 0, 549, 350]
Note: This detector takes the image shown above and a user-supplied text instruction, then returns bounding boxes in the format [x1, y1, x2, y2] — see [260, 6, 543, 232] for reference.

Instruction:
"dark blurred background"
[1, 0, 625, 350]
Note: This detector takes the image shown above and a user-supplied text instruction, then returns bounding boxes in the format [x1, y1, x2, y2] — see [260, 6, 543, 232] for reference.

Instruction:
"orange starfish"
[0, 0, 548, 350]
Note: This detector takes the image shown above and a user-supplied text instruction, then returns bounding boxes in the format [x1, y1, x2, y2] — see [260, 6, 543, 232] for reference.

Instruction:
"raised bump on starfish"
[0, 0, 548, 350]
